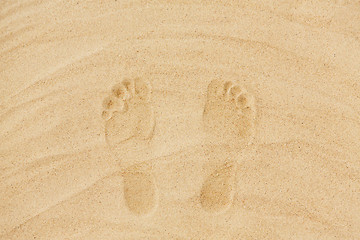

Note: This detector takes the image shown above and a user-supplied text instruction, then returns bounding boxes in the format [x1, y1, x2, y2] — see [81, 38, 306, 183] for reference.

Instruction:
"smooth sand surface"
[1, 0, 360, 239]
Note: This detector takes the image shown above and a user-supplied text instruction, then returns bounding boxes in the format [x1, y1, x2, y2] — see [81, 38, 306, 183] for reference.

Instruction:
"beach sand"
[1, 0, 360, 239]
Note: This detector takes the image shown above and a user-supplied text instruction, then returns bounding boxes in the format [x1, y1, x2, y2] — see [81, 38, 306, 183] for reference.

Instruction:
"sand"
[1, 0, 360, 239]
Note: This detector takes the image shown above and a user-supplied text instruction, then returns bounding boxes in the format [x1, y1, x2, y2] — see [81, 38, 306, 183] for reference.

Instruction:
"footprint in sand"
[102, 77, 157, 216]
[200, 79, 256, 214]
[203, 79, 256, 144]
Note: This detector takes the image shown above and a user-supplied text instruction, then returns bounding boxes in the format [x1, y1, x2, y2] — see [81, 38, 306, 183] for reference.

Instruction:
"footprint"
[200, 162, 237, 214]
[102, 77, 157, 216]
[200, 79, 256, 213]
[203, 79, 256, 145]
[102, 77, 155, 145]
[122, 162, 157, 216]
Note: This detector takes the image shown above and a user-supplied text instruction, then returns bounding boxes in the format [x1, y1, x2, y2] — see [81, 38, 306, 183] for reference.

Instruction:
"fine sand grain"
[1, 0, 360, 239]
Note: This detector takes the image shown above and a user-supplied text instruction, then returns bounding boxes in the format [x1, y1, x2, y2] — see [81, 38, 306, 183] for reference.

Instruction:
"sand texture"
[1, 0, 360, 239]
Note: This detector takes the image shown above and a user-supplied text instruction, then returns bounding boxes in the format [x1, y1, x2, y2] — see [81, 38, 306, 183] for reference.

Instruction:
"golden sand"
[1, 1, 360, 239]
